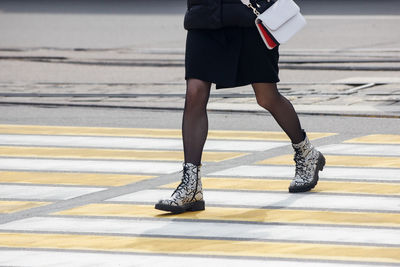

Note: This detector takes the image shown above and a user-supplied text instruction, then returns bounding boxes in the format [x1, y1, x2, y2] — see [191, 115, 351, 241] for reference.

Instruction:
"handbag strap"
[240, 0, 272, 16]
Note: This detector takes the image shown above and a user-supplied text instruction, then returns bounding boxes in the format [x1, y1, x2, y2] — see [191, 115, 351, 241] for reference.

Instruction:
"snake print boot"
[289, 133, 326, 193]
[155, 162, 204, 213]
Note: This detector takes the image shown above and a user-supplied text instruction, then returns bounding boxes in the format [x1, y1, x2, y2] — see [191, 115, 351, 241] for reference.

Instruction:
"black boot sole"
[155, 200, 205, 214]
[289, 152, 326, 193]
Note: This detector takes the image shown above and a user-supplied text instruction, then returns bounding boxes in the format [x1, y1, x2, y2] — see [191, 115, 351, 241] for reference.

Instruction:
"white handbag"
[241, 0, 306, 49]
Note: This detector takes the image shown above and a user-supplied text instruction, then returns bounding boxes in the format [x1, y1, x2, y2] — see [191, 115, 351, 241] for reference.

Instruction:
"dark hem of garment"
[185, 76, 280, 89]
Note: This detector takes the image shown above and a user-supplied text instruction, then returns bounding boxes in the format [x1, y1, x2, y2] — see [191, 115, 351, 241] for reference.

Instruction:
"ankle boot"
[155, 162, 205, 213]
[289, 133, 326, 193]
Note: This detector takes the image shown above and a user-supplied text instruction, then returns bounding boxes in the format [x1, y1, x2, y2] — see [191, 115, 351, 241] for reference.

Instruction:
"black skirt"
[185, 27, 280, 89]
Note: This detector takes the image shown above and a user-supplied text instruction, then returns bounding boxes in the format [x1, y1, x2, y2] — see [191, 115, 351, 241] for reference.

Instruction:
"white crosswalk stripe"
[109, 189, 400, 212]
[1, 216, 398, 246]
[319, 144, 400, 156]
[210, 165, 400, 181]
[0, 158, 181, 174]
[0, 185, 106, 200]
[0, 250, 379, 267]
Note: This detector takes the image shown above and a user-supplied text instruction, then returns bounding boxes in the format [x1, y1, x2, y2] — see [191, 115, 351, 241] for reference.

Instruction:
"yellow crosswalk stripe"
[162, 177, 400, 195]
[0, 201, 50, 214]
[55, 204, 400, 228]
[0, 146, 246, 162]
[346, 134, 400, 144]
[0, 232, 398, 263]
[0, 171, 155, 187]
[0, 124, 335, 141]
[258, 155, 400, 168]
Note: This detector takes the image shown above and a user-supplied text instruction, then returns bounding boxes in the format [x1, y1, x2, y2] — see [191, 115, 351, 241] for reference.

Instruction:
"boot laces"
[172, 166, 191, 196]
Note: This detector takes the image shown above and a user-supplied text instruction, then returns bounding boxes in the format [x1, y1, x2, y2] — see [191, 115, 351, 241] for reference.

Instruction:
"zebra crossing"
[0, 124, 399, 266]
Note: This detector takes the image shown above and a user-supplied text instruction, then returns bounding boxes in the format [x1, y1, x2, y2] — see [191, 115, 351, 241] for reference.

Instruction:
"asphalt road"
[1, 104, 399, 136]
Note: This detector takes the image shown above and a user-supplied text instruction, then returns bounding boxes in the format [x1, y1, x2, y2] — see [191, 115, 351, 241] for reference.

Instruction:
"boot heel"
[318, 153, 326, 171]
[187, 200, 205, 211]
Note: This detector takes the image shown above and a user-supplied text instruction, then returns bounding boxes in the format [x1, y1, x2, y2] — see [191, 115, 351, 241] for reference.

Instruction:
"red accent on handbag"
[256, 20, 278, 49]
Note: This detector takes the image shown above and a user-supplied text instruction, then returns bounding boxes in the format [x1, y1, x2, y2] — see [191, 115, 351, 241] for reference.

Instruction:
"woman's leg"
[155, 78, 211, 213]
[252, 82, 325, 193]
[251, 83, 304, 143]
[182, 78, 212, 165]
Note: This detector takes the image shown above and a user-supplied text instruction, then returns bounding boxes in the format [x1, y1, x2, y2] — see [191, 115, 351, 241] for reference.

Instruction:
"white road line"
[0, 134, 288, 152]
[0, 158, 181, 174]
[0, 185, 105, 200]
[319, 144, 400, 157]
[1, 217, 398, 246]
[210, 165, 400, 181]
[0, 250, 376, 267]
[110, 189, 400, 212]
